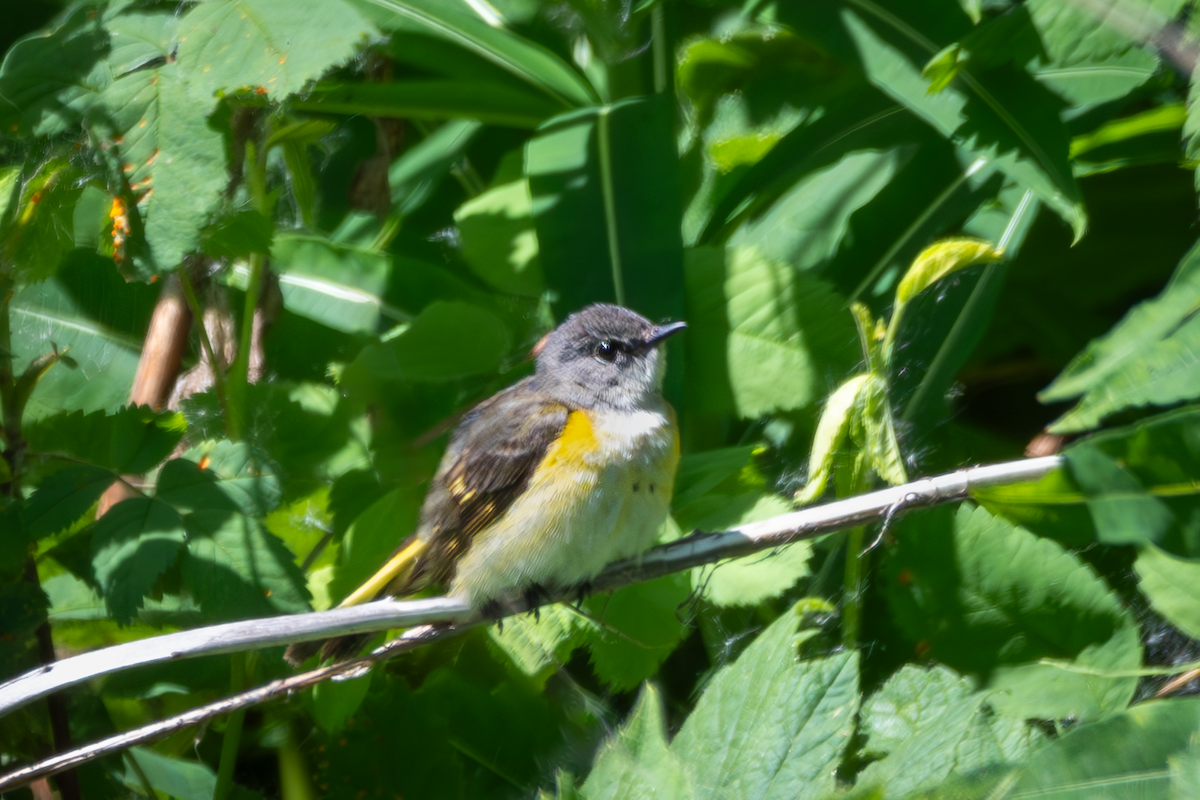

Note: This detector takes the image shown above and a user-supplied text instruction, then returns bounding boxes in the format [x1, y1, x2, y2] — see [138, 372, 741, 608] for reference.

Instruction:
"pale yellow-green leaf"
[863, 373, 908, 486]
[895, 237, 1003, 306]
[922, 43, 965, 94]
[797, 374, 871, 505]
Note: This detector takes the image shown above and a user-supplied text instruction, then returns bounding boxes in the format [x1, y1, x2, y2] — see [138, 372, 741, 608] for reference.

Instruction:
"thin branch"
[0, 455, 1062, 791]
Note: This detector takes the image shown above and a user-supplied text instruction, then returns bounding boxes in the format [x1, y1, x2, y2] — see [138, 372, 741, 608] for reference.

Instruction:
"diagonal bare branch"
[0, 454, 1061, 793]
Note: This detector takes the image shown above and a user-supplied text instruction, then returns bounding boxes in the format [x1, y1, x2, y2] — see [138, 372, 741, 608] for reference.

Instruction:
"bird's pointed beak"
[643, 320, 687, 348]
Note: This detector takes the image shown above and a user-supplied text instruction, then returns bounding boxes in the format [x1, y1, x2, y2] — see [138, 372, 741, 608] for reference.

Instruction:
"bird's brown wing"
[412, 378, 570, 587]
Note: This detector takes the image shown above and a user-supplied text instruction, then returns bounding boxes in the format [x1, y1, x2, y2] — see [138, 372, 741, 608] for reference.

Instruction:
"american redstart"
[286, 304, 686, 664]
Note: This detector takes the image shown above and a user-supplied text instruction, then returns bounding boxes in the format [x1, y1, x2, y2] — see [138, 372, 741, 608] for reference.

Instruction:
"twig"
[0, 455, 1062, 791]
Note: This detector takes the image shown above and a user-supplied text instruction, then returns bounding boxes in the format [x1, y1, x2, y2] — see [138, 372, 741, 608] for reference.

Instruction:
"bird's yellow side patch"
[543, 410, 597, 467]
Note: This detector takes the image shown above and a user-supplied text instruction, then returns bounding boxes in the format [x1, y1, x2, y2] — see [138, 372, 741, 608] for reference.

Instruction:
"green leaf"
[327, 487, 421, 605]
[1136, 544, 1200, 641]
[200, 208, 274, 260]
[526, 96, 684, 320]
[295, 80, 563, 128]
[0, 8, 109, 136]
[862, 371, 907, 486]
[1008, 697, 1200, 798]
[263, 233, 399, 335]
[1065, 443, 1177, 546]
[797, 374, 871, 504]
[489, 603, 593, 685]
[728, 148, 907, 270]
[671, 607, 858, 800]
[1064, 406, 1200, 553]
[883, 504, 1140, 721]
[361, 0, 595, 108]
[389, 118, 481, 214]
[356, 301, 512, 382]
[1170, 739, 1200, 800]
[176, 0, 371, 100]
[177, 440, 284, 517]
[684, 246, 860, 419]
[9, 262, 147, 420]
[98, 63, 228, 272]
[893, 237, 1004, 307]
[90, 498, 187, 624]
[1042, 242, 1200, 431]
[454, 180, 544, 296]
[0, 159, 86, 282]
[857, 664, 1041, 799]
[584, 573, 690, 691]
[309, 674, 372, 733]
[842, 6, 1087, 241]
[691, 494, 811, 606]
[181, 510, 311, 622]
[25, 405, 187, 474]
[24, 464, 116, 539]
[123, 747, 217, 800]
[582, 685, 691, 800]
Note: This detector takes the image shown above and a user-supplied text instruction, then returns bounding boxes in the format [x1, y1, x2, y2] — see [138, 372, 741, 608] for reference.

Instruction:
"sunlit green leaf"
[671, 606, 858, 800]
[1136, 544, 1200, 641]
[684, 246, 860, 420]
[177, 0, 371, 100]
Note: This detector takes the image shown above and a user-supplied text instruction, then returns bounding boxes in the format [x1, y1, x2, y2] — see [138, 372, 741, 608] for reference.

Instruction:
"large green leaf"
[683, 245, 860, 419]
[883, 503, 1140, 720]
[263, 233, 399, 335]
[857, 664, 1040, 799]
[9, 275, 142, 420]
[24, 405, 186, 473]
[96, 63, 227, 272]
[525, 96, 684, 320]
[360, 0, 595, 108]
[176, 0, 371, 100]
[728, 147, 907, 269]
[1008, 698, 1200, 800]
[454, 179, 544, 297]
[670, 609, 858, 800]
[174, 440, 284, 518]
[24, 464, 117, 540]
[0, 8, 110, 136]
[1062, 407, 1200, 553]
[351, 301, 512, 382]
[89, 497, 188, 624]
[296, 80, 563, 129]
[1041, 241, 1200, 432]
[842, 4, 1087, 241]
[582, 685, 690, 800]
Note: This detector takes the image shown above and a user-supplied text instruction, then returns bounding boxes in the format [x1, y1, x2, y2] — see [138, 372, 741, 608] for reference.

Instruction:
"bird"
[285, 303, 686, 664]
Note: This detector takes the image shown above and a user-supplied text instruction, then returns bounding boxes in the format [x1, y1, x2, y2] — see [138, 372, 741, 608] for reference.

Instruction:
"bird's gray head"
[535, 304, 686, 411]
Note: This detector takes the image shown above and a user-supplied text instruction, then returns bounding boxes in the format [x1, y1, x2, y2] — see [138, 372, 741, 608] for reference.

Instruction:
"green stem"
[0, 273, 16, 452]
[842, 525, 865, 649]
[213, 652, 255, 800]
[841, 456, 871, 649]
[595, 105, 625, 306]
[278, 726, 316, 800]
[225, 136, 271, 442]
[651, 3, 668, 95]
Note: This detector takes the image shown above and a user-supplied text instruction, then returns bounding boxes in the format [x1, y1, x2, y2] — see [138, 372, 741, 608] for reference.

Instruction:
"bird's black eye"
[594, 340, 619, 363]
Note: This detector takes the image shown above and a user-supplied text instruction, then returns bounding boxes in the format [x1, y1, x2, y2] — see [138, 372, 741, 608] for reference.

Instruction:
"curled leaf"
[797, 373, 871, 505]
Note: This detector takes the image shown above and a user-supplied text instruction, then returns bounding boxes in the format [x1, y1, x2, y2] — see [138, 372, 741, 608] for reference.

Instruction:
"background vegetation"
[3, 0, 1200, 797]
